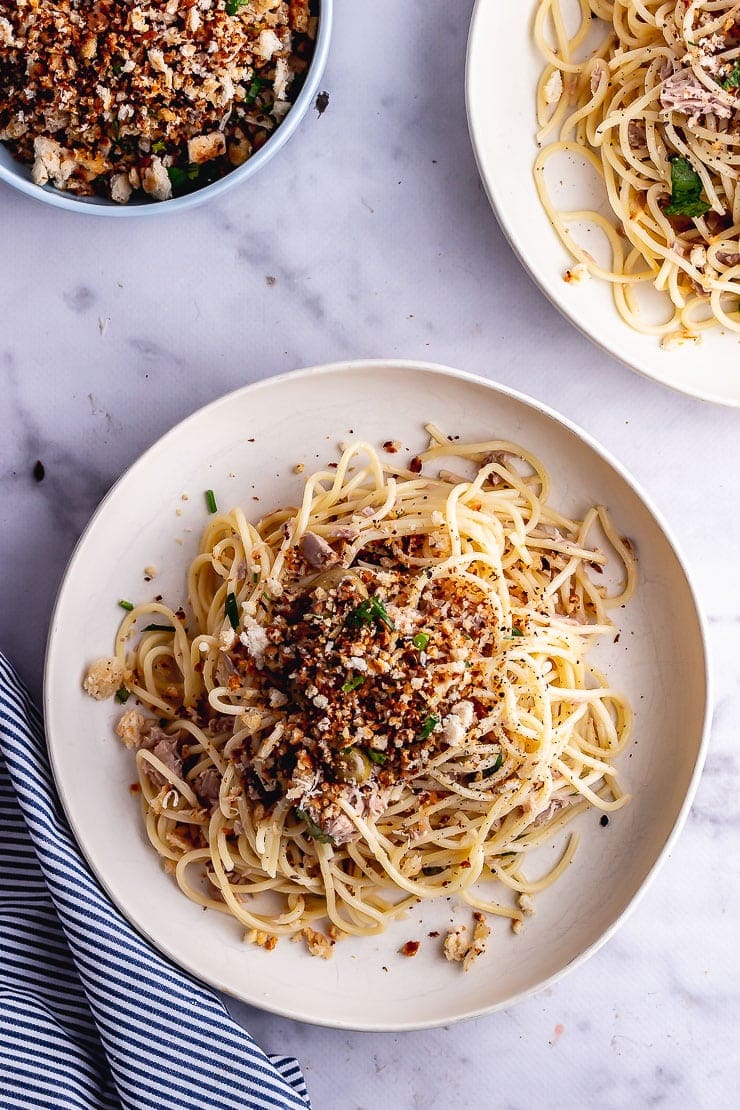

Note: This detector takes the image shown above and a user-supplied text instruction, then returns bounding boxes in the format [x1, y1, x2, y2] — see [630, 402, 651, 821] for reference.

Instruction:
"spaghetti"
[84, 430, 635, 959]
[534, 0, 740, 345]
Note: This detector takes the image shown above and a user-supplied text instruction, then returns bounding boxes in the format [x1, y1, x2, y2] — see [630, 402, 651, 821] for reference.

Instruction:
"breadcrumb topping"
[225, 551, 502, 846]
[0, 0, 316, 202]
[443, 912, 491, 971]
[115, 708, 149, 749]
[82, 656, 129, 700]
[244, 928, 278, 951]
[290, 926, 333, 958]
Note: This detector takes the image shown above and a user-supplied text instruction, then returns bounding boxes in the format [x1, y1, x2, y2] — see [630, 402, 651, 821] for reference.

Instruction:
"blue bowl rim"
[0, 0, 333, 217]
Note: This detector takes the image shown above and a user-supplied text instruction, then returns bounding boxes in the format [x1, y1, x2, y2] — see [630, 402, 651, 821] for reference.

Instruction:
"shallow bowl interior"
[45, 359, 709, 1029]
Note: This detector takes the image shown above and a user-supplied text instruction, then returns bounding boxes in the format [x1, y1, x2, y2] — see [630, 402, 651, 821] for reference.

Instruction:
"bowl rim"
[0, 0, 333, 218]
[43, 358, 713, 1030]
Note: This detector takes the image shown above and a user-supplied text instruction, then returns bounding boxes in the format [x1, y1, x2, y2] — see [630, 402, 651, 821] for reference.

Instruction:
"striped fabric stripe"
[0, 656, 311, 1110]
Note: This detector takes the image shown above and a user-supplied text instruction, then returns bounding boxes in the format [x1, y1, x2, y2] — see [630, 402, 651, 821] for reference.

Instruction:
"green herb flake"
[491, 750, 503, 773]
[151, 140, 166, 154]
[227, 0, 250, 13]
[114, 686, 130, 704]
[366, 749, 387, 765]
[341, 674, 366, 693]
[418, 714, 439, 742]
[509, 627, 524, 638]
[346, 594, 395, 631]
[167, 164, 201, 190]
[294, 808, 335, 844]
[412, 632, 430, 651]
[225, 591, 240, 630]
[205, 489, 218, 514]
[721, 64, 740, 90]
[252, 571, 260, 583]
[118, 599, 134, 611]
[664, 157, 711, 218]
[245, 76, 263, 104]
[143, 624, 174, 633]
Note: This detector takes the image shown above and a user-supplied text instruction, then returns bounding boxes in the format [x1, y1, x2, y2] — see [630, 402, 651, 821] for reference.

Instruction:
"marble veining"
[0, 1, 737, 1106]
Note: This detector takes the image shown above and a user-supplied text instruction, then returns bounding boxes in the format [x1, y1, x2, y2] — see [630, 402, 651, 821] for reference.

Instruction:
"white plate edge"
[42, 358, 714, 1030]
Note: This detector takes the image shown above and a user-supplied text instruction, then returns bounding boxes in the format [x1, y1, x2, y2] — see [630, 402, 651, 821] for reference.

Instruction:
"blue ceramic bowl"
[0, 0, 332, 217]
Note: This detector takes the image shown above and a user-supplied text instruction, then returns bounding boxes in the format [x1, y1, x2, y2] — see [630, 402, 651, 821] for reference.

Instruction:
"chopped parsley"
[721, 64, 740, 90]
[491, 750, 503, 773]
[225, 591, 240, 630]
[346, 594, 395, 631]
[245, 76, 263, 104]
[143, 624, 174, 633]
[114, 686, 130, 704]
[366, 749, 387, 765]
[118, 599, 134, 611]
[151, 140, 166, 154]
[664, 157, 711, 218]
[226, 0, 250, 13]
[295, 808, 335, 844]
[509, 627, 524, 637]
[412, 632, 430, 651]
[252, 571, 260, 584]
[167, 164, 201, 191]
[205, 489, 218, 514]
[418, 714, 439, 741]
[341, 674, 366, 693]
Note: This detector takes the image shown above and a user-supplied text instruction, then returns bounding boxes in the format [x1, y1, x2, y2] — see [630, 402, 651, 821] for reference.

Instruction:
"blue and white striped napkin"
[0, 655, 311, 1110]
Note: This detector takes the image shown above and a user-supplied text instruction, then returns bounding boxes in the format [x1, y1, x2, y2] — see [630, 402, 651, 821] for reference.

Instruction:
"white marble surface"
[0, 1, 737, 1106]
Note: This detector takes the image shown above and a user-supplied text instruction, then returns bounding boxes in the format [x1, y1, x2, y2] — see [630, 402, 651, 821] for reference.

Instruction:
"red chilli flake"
[409, 456, 423, 474]
[400, 941, 420, 957]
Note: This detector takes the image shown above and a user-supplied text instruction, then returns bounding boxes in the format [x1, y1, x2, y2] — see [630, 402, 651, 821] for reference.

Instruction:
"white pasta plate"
[45, 360, 710, 1030]
[466, 0, 740, 407]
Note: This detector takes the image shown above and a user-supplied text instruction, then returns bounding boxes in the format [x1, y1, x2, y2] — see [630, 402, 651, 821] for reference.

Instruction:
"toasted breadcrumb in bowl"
[0, 0, 332, 217]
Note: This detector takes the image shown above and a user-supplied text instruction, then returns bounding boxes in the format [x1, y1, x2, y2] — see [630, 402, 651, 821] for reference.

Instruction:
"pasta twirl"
[85, 430, 635, 958]
[535, 0, 740, 345]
